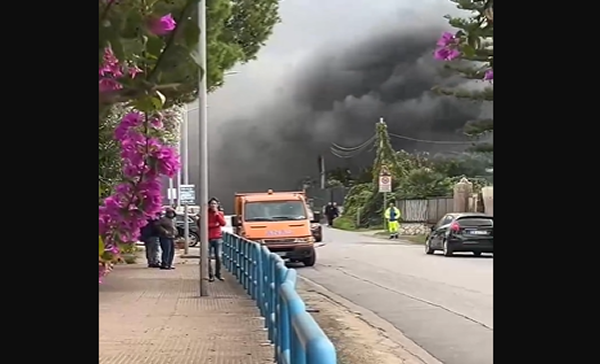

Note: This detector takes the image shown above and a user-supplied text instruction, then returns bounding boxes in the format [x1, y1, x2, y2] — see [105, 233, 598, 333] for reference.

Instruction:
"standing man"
[199, 197, 226, 282]
[384, 201, 401, 239]
[140, 214, 160, 268]
[324, 202, 335, 227]
[157, 208, 177, 270]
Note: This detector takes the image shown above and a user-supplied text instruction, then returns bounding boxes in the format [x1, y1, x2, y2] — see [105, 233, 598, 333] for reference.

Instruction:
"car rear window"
[457, 217, 493, 227]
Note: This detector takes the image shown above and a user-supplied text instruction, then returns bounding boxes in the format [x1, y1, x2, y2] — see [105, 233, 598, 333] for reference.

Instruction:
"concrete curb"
[298, 275, 443, 364]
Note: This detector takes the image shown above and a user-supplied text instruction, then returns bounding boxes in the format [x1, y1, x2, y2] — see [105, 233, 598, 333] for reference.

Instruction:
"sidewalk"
[99, 260, 273, 364]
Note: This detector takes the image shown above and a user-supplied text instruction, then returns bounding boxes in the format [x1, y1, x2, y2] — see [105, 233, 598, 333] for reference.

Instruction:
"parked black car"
[175, 214, 199, 247]
[425, 213, 493, 257]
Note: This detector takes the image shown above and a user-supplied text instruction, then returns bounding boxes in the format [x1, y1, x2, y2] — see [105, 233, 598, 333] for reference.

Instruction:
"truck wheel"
[302, 249, 316, 267]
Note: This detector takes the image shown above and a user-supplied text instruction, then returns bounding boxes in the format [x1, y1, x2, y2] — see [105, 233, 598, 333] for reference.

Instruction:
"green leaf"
[122, 10, 144, 38]
[146, 36, 164, 59]
[183, 23, 200, 49]
[132, 92, 167, 112]
[462, 44, 476, 58]
[152, 90, 167, 109]
[99, 236, 105, 256]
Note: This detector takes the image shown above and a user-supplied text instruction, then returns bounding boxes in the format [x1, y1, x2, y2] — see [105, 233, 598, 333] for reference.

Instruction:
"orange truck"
[231, 189, 321, 266]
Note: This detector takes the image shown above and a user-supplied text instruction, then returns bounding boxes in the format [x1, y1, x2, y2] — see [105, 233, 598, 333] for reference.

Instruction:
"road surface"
[298, 228, 493, 364]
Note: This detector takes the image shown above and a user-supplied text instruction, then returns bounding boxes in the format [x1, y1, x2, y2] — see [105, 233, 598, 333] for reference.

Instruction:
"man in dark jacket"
[325, 202, 339, 227]
[140, 215, 160, 268]
[157, 208, 177, 270]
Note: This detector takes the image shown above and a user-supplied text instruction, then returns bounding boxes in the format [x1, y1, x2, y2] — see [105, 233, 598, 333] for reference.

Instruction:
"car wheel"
[315, 235, 322, 243]
[425, 237, 435, 255]
[442, 239, 453, 257]
[188, 232, 199, 247]
[302, 248, 316, 267]
[473, 251, 482, 257]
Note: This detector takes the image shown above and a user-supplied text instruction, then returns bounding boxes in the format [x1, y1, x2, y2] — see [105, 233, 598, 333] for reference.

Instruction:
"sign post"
[179, 185, 196, 256]
[378, 167, 392, 230]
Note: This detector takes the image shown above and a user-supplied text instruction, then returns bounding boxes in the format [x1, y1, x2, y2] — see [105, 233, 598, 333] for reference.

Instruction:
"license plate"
[467, 230, 488, 235]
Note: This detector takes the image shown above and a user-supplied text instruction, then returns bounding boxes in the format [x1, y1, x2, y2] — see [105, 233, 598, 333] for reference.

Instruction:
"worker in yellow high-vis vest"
[384, 201, 401, 239]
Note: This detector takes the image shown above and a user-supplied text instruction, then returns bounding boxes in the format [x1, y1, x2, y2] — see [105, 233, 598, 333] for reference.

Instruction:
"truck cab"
[231, 189, 318, 266]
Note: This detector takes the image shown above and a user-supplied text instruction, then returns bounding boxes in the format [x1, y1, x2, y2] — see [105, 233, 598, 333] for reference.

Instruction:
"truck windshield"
[244, 201, 307, 222]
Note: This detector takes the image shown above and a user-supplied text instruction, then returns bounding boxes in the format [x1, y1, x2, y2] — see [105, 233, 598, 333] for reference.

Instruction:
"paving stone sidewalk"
[99, 261, 273, 364]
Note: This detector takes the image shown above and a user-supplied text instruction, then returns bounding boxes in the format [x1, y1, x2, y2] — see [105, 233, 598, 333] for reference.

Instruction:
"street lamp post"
[198, 0, 210, 297]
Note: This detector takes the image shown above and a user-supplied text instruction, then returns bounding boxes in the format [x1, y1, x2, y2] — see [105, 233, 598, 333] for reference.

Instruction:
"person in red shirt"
[201, 197, 226, 281]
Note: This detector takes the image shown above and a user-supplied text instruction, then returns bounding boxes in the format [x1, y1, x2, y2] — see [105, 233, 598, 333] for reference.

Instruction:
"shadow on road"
[431, 253, 493, 259]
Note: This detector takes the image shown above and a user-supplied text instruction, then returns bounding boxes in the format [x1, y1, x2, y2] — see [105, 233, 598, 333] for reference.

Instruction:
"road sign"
[378, 175, 392, 193]
[179, 184, 196, 205]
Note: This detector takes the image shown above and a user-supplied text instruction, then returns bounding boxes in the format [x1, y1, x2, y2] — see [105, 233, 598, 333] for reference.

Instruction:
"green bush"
[333, 216, 356, 231]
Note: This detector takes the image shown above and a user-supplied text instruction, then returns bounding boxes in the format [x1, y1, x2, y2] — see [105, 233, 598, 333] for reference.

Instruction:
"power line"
[388, 133, 474, 145]
[330, 134, 376, 158]
[331, 134, 376, 151]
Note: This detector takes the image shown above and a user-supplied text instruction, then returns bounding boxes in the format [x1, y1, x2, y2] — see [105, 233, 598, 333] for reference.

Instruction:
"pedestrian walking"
[199, 197, 226, 282]
[140, 214, 161, 268]
[384, 201, 401, 239]
[157, 208, 177, 270]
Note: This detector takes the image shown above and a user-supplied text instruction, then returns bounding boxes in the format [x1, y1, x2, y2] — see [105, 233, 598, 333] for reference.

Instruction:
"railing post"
[262, 246, 270, 324]
[231, 235, 236, 277]
[235, 237, 241, 279]
[256, 245, 264, 315]
[241, 240, 247, 291]
[274, 260, 287, 362]
[245, 242, 251, 294]
[262, 246, 271, 329]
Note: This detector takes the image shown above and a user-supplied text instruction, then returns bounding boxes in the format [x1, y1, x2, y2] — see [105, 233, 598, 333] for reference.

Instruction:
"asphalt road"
[298, 227, 493, 364]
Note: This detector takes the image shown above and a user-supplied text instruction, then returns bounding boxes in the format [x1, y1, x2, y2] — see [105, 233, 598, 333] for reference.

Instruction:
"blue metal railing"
[223, 232, 337, 364]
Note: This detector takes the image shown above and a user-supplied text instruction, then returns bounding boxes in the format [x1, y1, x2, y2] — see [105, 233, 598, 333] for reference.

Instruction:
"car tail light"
[450, 222, 460, 232]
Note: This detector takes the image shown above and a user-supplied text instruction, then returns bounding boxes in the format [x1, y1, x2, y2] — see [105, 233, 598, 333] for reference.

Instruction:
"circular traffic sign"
[380, 176, 390, 184]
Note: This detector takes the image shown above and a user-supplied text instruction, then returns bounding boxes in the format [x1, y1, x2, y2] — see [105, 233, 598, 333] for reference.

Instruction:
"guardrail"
[222, 232, 337, 364]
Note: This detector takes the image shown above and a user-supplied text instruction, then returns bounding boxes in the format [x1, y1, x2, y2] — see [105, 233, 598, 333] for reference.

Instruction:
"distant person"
[384, 202, 401, 239]
[157, 208, 177, 270]
[200, 197, 226, 282]
[325, 202, 339, 227]
[140, 214, 161, 268]
[197, 198, 226, 281]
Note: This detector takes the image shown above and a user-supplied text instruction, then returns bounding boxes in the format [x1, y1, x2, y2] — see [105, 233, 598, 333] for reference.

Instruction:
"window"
[457, 217, 493, 227]
[244, 201, 307, 222]
[437, 215, 453, 228]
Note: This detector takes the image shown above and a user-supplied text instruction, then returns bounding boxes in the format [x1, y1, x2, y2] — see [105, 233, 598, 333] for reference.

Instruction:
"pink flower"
[100, 47, 123, 78]
[128, 66, 143, 79]
[484, 69, 493, 81]
[99, 78, 122, 92]
[436, 32, 456, 47]
[433, 47, 460, 61]
[99, 109, 181, 281]
[148, 14, 176, 35]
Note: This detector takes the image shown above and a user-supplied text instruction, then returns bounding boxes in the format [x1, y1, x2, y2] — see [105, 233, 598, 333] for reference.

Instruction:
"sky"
[181, 0, 491, 210]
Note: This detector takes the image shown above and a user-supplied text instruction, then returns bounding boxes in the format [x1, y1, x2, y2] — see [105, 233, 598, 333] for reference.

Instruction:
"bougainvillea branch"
[98, 5, 185, 282]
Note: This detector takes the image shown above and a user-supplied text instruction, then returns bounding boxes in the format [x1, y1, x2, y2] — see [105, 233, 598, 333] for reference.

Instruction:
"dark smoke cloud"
[202, 28, 483, 210]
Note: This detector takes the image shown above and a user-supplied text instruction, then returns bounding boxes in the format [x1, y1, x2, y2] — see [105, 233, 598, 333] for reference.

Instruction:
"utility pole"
[176, 119, 182, 209]
[198, 0, 209, 296]
[379, 118, 387, 210]
[182, 104, 190, 256]
[319, 155, 326, 189]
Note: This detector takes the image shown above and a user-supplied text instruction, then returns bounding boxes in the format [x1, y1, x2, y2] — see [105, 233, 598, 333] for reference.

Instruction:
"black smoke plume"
[203, 28, 482, 210]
